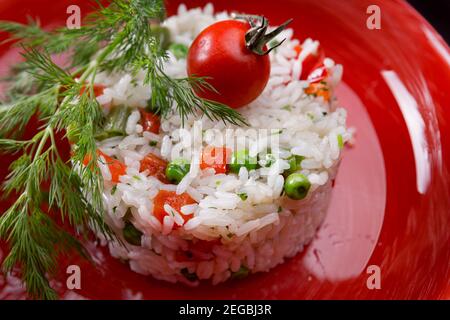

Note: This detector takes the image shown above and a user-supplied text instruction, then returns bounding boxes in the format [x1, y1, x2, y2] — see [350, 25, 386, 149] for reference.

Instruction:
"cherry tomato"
[140, 153, 168, 183]
[187, 20, 271, 109]
[83, 150, 127, 183]
[152, 190, 196, 228]
[140, 109, 160, 134]
[200, 146, 231, 174]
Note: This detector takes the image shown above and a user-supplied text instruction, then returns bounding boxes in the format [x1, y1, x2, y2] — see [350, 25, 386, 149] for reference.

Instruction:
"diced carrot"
[140, 153, 168, 183]
[82, 153, 92, 167]
[153, 190, 196, 228]
[83, 150, 127, 183]
[305, 82, 331, 102]
[140, 109, 160, 134]
[200, 146, 231, 174]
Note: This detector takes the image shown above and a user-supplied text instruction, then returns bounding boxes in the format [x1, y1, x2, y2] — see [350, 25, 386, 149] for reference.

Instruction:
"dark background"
[408, 0, 450, 43]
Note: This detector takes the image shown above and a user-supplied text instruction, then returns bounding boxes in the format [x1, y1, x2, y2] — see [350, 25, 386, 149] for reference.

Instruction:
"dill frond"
[0, 0, 247, 299]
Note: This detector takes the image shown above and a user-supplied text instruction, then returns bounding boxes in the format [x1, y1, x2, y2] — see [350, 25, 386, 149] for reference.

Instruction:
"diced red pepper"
[140, 109, 160, 134]
[307, 64, 328, 83]
[200, 146, 231, 174]
[83, 150, 127, 183]
[79, 83, 105, 97]
[153, 190, 196, 228]
[140, 153, 168, 183]
[294, 45, 325, 80]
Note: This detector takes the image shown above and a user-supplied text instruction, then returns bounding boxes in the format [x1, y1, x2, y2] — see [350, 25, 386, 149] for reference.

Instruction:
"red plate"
[0, 0, 449, 300]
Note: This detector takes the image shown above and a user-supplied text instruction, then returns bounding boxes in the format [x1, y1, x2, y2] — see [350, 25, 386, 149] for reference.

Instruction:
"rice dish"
[90, 3, 352, 285]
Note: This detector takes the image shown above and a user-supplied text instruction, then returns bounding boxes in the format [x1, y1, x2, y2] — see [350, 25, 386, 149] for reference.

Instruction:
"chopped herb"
[123, 221, 143, 246]
[281, 105, 292, 111]
[111, 185, 118, 195]
[238, 193, 248, 201]
[259, 152, 276, 168]
[149, 140, 158, 147]
[180, 268, 198, 282]
[272, 129, 283, 135]
[231, 266, 249, 280]
[285, 154, 304, 175]
[133, 175, 141, 181]
[229, 149, 258, 173]
[113, 206, 117, 213]
[278, 206, 282, 213]
[337, 134, 344, 149]
[215, 180, 221, 186]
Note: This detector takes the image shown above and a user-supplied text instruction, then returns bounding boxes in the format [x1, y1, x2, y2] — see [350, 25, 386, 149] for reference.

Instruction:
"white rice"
[89, 3, 352, 285]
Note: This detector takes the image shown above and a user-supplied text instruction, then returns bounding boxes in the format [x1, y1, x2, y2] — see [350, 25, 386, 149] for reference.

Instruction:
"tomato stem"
[233, 14, 293, 55]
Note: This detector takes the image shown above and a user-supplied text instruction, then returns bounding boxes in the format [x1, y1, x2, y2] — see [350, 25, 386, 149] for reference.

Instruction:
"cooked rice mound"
[91, 4, 352, 285]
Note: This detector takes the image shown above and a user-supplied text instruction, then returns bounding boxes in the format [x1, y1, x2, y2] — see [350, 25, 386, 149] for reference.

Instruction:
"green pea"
[229, 149, 258, 173]
[284, 173, 311, 200]
[123, 221, 143, 246]
[165, 158, 190, 184]
[169, 43, 189, 59]
[286, 155, 304, 174]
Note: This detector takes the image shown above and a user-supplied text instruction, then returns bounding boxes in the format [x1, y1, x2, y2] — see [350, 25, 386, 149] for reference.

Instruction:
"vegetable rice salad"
[0, 0, 352, 297]
[92, 4, 351, 285]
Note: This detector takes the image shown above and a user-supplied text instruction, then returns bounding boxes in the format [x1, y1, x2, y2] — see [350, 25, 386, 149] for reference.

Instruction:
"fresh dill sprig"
[0, 0, 244, 300]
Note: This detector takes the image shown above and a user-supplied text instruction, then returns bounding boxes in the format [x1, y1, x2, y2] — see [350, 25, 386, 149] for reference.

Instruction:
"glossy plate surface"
[0, 0, 449, 299]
